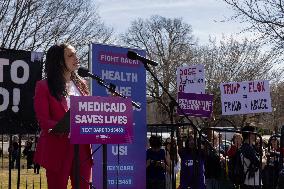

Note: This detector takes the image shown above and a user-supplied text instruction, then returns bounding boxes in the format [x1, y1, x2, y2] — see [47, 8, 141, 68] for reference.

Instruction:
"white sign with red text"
[220, 80, 272, 115]
[177, 64, 205, 94]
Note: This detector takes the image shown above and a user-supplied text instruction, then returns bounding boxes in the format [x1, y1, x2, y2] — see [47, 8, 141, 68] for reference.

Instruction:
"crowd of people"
[6, 124, 281, 188]
[146, 125, 282, 189]
[8, 135, 40, 174]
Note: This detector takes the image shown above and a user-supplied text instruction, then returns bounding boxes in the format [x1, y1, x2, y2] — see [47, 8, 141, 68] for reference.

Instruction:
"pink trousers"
[46, 145, 92, 189]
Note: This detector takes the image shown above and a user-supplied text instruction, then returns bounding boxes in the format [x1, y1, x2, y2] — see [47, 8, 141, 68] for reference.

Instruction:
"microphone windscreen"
[78, 67, 89, 77]
[127, 51, 138, 60]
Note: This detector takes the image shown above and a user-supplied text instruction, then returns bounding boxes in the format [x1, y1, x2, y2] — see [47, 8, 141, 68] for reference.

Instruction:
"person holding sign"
[33, 44, 92, 189]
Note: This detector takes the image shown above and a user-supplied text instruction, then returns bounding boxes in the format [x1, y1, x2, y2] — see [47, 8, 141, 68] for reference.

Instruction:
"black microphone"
[78, 67, 103, 83]
[127, 51, 158, 66]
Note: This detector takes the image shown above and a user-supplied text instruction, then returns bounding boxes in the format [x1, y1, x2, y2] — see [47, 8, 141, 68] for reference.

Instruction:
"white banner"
[220, 80, 272, 115]
[177, 64, 205, 94]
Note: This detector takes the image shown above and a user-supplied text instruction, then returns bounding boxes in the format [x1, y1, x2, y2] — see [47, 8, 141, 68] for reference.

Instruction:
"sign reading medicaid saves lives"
[177, 64, 205, 94]
[220, 80, 272, 115]
[70, 96, 133, 144]
[91, 43, 146, 189]
[177, 92, 213, 118]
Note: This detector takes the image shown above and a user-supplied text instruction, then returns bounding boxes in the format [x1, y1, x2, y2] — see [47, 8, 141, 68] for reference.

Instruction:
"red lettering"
[179, 85, 185, 92]
[223, 84, 230, 94]
[249, 82, 253, 92]
[233, 83, 240, 94]
[223, 83, 240, 94]
[257, 81, 265, 92]
[181, 68, 196, 76]
[249, 81, 265, 93]
[191, 68, 196, 75]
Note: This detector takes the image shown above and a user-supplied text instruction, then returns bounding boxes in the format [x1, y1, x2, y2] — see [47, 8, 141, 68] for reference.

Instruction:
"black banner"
[0, 49, 43, 134]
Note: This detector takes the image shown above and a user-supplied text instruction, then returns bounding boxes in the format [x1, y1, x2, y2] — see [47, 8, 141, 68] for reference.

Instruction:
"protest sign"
[177, 64, 205, 94]
[220, 80, 272, 115]
[177, 92, 213, 118]
[0, 49, 42, 133]
[70, 96, 133, 144]
[91, 43, 146, 189]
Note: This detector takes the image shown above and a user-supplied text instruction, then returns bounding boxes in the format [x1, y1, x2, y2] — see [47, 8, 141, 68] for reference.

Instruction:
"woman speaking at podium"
[33, 44, 92, 189]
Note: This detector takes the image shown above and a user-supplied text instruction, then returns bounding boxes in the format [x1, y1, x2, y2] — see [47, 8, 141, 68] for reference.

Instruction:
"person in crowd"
[262, 137, 280, 189]
[23, 137, 34, 169]
[146, 135, 167, 189]
[227, 132, 244, 187]
[270, 137, 280, 152]
[9, 135, 20, 169]
[33, 44, 92, 189]
[254, 138, 264, 157]
[31, 137, 40, 174]
[218, 133, 228, 154]
[178, 132, 206, 189]
[240, 126, 261, 189]
[205, 131, 230, 189]
[227, 133, 243, 158]
[213, 132, 225, 156]
[164, 137, 180, 189]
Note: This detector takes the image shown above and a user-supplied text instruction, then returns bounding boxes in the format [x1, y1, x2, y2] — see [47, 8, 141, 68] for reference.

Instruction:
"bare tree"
[252, 80, 284, 133]
[270, 81, 284, 132]
[121, 15, 196, 123]
[0, 0, 113, 63]
[223, 0, 284, 50]
[190, 36, 282, 127]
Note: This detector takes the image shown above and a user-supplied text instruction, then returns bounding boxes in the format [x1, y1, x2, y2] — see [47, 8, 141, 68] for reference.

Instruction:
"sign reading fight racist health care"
[177, 92, 213, 118]
[177, 64, 205, 94]
[0, 49, 42, 134]
[220, 80, 272, 115]
[91, 43, 146, 189]
[70, 96, 133, 144]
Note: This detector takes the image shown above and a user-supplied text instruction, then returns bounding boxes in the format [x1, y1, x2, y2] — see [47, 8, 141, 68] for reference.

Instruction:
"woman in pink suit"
[34, 44, 92, 189]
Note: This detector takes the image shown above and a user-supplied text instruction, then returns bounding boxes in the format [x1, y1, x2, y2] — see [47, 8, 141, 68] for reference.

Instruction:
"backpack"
[228, 149, 248, 185]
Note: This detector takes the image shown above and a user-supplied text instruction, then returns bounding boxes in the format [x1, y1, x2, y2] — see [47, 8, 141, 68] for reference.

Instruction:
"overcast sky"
[95, 0, 252, 44]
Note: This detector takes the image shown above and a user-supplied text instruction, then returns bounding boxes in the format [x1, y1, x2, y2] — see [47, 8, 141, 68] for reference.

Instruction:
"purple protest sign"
[91, 43, 146, 189]
[70, 96, 133, 144]
[177, 92, 213, 118]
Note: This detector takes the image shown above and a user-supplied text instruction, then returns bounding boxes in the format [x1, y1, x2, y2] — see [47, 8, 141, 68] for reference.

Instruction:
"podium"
[49, 110, 70, 134]
[49, 110, 80, 189]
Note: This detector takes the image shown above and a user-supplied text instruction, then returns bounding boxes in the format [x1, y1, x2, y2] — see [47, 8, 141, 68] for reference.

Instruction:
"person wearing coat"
[34, 44, 93, 189]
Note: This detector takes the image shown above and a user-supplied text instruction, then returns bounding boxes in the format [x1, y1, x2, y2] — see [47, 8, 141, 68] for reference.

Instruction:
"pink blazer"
[33, 80, 92, 172]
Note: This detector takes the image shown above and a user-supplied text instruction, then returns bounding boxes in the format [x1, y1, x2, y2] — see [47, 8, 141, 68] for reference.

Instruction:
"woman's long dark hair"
[45, 44, 89, 100]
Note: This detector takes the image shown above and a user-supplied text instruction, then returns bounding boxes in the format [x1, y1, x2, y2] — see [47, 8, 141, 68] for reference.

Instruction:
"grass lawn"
[0, 156, 180, 188]
[0, 169, 47, 189]
[0, 169, 74, 189]
[0, 156, 72, 189]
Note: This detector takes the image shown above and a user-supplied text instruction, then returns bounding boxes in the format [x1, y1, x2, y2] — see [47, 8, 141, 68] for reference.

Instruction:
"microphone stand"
[169, 100, 176, 189]
[143, 63, 193, 188]
[88, 73, 141, 189]
[88, 74, 140, 109]
[143, 63, 196, 127]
